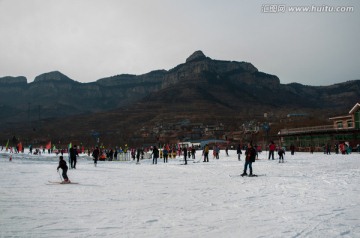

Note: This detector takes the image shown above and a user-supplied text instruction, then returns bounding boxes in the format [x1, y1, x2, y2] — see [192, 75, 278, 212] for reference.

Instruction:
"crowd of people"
[2, 140, 359, 183]
[52, 140, 359, 182]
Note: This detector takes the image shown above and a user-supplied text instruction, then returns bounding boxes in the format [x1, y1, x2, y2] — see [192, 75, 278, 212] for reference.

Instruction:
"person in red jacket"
[241, 143, 256, 177]
[268, 141, 276, 160]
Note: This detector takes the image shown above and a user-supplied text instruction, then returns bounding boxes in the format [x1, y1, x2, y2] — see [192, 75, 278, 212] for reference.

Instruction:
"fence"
[280, 125, 335, 135]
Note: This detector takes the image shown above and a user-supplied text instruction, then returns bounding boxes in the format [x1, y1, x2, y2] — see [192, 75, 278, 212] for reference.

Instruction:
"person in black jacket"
[92, 146, 100, 167]
[152, 146, 159, 164]
[69, 145, 78, 169]
[57, 156, 70, 183]
[290, 144, 295, 155]
[278, 147, 285, 163]
[237, 144, 242, 161]
[241, 143, 256, 177]
[191, 146, 196, 160]
[136, 148, 142, 164]
[183, 147, 188, 165]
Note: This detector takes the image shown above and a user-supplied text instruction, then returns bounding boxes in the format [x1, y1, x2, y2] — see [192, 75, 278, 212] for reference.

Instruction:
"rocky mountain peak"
[33, 71, 74, 83]
[186, 50, 209, 63]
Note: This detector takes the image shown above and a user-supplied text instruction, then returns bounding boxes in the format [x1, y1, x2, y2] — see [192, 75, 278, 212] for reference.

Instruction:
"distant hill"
[0, 51, 358, 144]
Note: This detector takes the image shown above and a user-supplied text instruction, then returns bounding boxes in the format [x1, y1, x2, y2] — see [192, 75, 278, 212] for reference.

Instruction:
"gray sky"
[0, 0, 359, 86]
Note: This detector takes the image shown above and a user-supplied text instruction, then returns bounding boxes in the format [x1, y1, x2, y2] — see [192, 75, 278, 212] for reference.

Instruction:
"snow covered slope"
[0, 150, 359, 238]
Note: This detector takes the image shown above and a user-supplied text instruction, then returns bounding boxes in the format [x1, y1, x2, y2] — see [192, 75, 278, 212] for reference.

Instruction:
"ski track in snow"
[0, 150, 359, 238]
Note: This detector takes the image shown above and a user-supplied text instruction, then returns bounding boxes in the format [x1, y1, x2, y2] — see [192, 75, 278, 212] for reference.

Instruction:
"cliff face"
[0, 76, 27, 85]
[162, 51, 270, 89]
[0, 51, 358, 130]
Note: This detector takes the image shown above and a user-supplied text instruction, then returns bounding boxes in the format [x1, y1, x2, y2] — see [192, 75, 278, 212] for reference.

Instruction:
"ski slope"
[0, 150, 359, 238]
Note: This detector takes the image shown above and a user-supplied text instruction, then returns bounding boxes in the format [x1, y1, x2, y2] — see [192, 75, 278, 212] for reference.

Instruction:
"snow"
[0, 150, 359, 238]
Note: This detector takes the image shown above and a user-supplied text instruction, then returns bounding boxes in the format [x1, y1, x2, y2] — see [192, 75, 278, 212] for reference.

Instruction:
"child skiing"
[57, 156, 70, 183]
[278, 147, 285, 163]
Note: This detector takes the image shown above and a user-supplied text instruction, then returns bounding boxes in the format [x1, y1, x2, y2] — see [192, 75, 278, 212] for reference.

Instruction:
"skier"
[241, 143, 256, 177]
[57, 156, 70, 183]
[140, 148, 144, 160]
[290, 144, 295, 155]
[92, 146, 100, 167]
[237, 144, 242, 161]
[109, 148, 114, 161]
[203, 144, 209, 162]
[69, 145, 78, 169]
[114, 149, 118, 160]
[131, 148, 136, 161]
[191, 146, 196, 160]
[335, 143, 339, 154]
[152, 146, 159, 164]
[278, 147, 285, 163]
[212, 146, 216, 159]
[326, 144, 331, 155]
[215, 145, 220, 159]
[339, 143, 345, 154]
[183, 147, 188, 165]
[268, 141, 276, 160]
[163, 146, 169, 163]
[136, 148, 143, 164]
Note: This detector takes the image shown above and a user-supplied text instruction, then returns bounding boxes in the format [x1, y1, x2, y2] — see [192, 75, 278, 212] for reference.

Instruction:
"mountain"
[0, 70, 165, 127]
[0, 51, 359, 145]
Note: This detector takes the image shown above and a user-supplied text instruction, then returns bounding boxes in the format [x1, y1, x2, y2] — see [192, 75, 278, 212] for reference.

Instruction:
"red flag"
[45, 141, 51, 150]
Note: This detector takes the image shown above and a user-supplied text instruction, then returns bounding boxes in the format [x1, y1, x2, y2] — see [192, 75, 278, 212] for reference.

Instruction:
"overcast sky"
[0, 0, 359, 86]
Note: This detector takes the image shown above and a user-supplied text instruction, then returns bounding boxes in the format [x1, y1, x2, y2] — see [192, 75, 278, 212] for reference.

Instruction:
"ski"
[229, 174, 265, 178]
[47, 181, 79, 184]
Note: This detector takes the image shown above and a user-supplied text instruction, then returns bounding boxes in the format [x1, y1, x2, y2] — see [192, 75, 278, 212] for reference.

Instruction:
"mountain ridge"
[0, 50, 358, 144]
